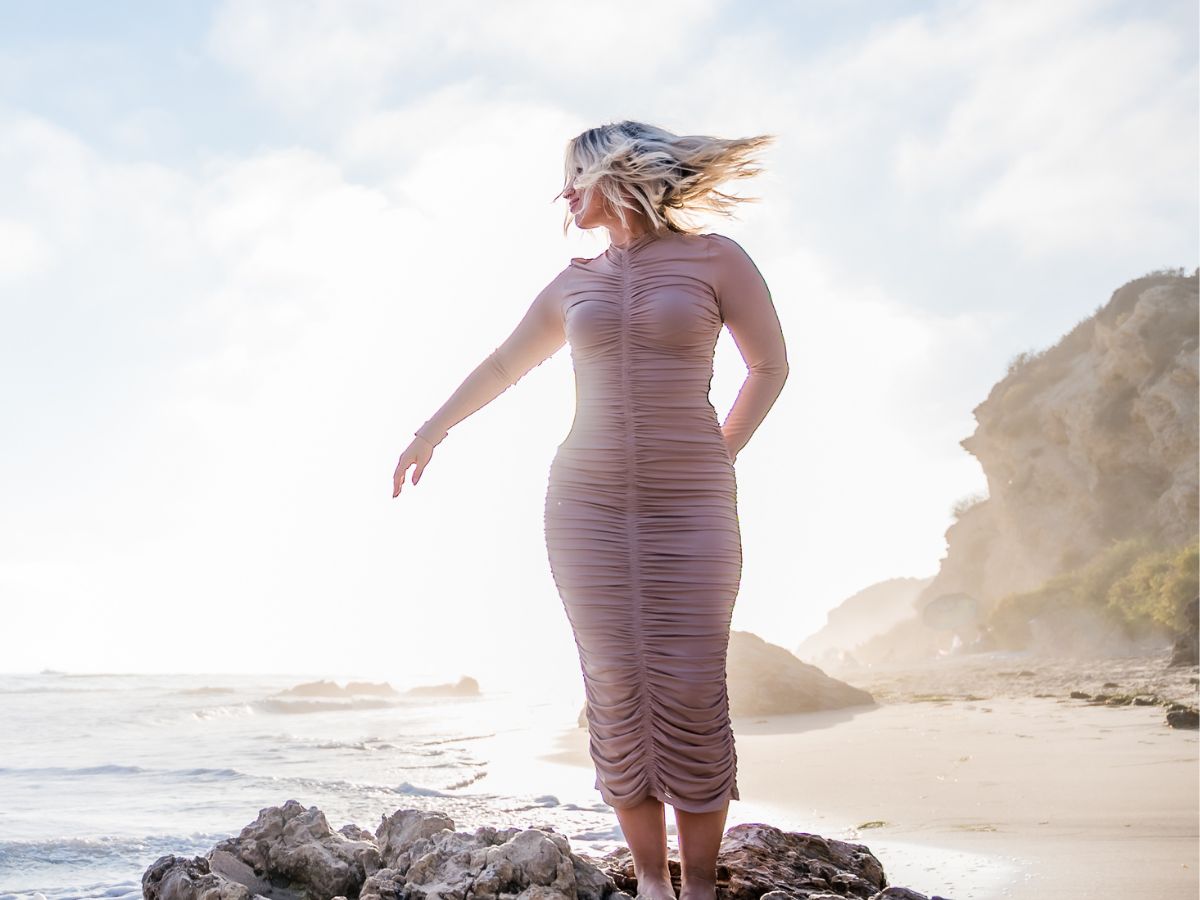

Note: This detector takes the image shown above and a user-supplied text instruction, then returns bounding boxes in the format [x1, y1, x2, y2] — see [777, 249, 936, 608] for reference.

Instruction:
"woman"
[392, 120, 789, 900]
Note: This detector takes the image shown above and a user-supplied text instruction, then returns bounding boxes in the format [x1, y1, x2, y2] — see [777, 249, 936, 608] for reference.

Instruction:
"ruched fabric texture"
[415, 231, 788, 812]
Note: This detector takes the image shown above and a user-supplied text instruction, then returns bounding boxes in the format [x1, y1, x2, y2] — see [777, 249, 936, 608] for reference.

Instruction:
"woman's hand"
[393, 436, 435, 497]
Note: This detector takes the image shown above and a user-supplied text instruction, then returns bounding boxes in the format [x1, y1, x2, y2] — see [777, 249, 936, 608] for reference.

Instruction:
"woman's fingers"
[394, 445, 433, 495]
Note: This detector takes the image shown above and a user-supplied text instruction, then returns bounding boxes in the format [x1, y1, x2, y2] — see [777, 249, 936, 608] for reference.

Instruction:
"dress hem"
[601, 783, 740, 814]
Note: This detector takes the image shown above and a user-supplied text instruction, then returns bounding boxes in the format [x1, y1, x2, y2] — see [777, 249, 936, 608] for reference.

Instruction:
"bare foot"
[678, 882, 716, 900]
[636, 874, 678, 900]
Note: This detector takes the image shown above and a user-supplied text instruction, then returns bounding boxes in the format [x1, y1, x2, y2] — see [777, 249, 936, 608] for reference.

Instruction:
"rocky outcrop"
[794, 577, 934, 667]
[847, 270, 1199, 665]
[404, 675, 482, 697]
[206, 801, 380, 898]
[726, 631, 875, 715]
[1170, 597, 1199, 667]
[575, 630, 875, 727]
[143, 802, 957, 900]
[143, 853, 254, 900]
[278, 681, 401, 698]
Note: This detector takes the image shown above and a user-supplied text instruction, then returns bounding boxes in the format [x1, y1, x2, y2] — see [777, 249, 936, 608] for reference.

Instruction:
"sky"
[1, 0, 1196, 692]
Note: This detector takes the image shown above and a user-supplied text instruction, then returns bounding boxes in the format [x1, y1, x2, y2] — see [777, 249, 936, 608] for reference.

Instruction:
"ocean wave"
[260, 772, 453, 798]
[250, 698, 399, 715]
[446, 770, 488, 790]
[418, 732, 497, 745]
[175, 686, 237, 696]
[0, 832, 228, 865]
[0, 884, 141, 900]
[0, 832, 229, 900]
[191, 703, 257, 720]
[0, 765, 249, 782]
[57, 673, 140, 679]
[0, 687, 114, 695]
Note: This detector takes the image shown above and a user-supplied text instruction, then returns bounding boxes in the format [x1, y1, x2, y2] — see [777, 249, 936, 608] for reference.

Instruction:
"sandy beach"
[538, 652, 1199, 900]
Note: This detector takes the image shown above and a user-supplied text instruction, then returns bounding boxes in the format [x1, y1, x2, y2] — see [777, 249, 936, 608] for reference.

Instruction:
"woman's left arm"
[708, 234, 790, 461]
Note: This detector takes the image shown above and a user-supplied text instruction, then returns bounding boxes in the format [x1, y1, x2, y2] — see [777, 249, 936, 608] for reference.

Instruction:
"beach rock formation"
[794, 577, 934, 668]
[142, 801, 957, 900]
[575, 629, 875, 727]
[404, 674, 482, 697]
[277, 680, 401, 698]
[726, 631, 876, 715]
[143, 853, 255, 900]
[1169, 596, 1199, 667]
[843, 269, 1199, 665]
[210, 800, 381, 897]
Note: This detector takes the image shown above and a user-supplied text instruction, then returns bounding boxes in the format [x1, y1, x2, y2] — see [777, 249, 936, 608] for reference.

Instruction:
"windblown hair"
[557, 120, 775, 237]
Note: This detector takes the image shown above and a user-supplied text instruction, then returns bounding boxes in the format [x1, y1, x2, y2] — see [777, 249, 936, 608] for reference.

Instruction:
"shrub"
[1106, 539, 1199, 633]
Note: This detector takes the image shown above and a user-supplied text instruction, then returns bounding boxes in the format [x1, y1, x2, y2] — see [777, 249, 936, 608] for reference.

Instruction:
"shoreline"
[540, 692, 1198, 900]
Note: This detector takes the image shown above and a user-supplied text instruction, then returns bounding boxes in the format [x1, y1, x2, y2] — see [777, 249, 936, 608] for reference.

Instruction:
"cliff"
[794, 576, 934, 667]
[851, 269, 1199, 664]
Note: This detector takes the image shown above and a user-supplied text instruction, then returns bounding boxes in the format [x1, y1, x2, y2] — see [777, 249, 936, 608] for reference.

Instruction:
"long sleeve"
[414, 272, 567, 447]
[708, 233, 789, 460]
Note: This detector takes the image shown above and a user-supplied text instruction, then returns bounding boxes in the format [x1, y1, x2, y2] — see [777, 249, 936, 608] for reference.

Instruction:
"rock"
[1166, 705, 1199, 729]
[727, 631, 877, 715]
[718, 823, 886, 898]
[144, 803, 952, 900]
[344, 681, 400, 696]
[276, 680, 347, 697]
[869, 888, 951, 900]
[371, 810, 616, 900]
[578, 630, 875, 726]
[375, 808, 457, 870]
[359, 867, 406, 900]
[1169, 596, 1199, 666]
[590, 822, 893, 900]
[404, 675, 482, 697]
[275, 680, 401, 698]
[339, 822, 378, 843]
[210, 799, 381, 899]
[208, 849, 290, 898]
[142, 854, 254, 900]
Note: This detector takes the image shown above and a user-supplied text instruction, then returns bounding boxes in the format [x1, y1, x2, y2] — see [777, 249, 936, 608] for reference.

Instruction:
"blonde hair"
[556, 120, 775, 237]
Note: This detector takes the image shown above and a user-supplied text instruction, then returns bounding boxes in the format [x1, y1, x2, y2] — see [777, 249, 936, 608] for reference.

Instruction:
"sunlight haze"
[1, 0, 1195, 693]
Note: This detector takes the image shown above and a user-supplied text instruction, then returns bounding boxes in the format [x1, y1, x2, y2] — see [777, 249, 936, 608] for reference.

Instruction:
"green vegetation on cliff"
[989, 537, 1199, 650]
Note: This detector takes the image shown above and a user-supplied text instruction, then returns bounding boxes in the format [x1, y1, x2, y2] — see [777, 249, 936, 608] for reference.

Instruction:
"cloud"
[207, 0, 721, 116]
[1, 0, 1194, 671]
[0, 218, 51, 278]
[883, 2, 1197, 254]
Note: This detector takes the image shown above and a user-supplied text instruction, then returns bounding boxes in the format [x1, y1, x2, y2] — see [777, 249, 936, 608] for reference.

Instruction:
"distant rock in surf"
[276, 679, 401, 698]
[403, 675, 482, 697]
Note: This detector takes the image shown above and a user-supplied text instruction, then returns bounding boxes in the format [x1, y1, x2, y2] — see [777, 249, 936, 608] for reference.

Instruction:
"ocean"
[0, 671, 623, 900]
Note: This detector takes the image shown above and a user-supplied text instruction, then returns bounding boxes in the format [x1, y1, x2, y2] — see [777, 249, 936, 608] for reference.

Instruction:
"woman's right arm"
[394, 272, 567, 495]
[413, 271, 568, 448]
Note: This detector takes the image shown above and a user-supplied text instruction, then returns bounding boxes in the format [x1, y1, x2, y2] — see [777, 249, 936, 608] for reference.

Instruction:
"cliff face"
[794, 576, 934, 666]
[945, 270, 1198, 606]
[856, 270, 1198, 664]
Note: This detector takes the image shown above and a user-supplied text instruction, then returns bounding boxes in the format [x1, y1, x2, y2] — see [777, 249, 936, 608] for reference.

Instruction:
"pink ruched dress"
[415, 229, 789, 813]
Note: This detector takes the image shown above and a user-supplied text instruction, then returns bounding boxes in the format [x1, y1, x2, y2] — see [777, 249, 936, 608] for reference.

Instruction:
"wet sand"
[540, 651, 1199, 900]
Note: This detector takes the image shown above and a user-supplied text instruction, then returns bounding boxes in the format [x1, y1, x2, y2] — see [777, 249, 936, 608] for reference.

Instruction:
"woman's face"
[563, 164, 619, 231]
